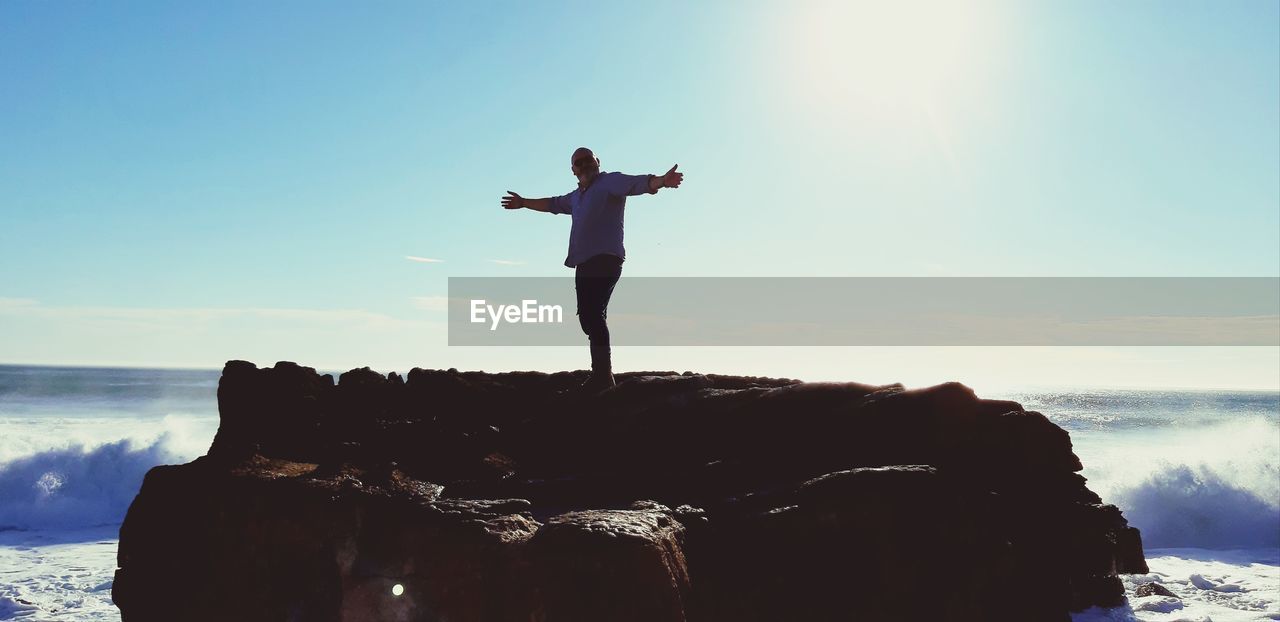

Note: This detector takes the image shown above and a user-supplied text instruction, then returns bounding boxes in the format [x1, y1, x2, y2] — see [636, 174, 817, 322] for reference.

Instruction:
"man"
[501, 147, 683, 392]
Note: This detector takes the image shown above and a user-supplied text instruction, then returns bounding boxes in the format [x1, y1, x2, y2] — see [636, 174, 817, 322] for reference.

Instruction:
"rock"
[113, 454, 540, 622]
[529, 503, 690, 622]
[114, 360, 1148, 622]
[1134, 582, 1179, 598]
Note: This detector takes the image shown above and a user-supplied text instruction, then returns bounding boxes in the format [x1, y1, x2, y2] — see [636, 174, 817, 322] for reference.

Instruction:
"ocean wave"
[1117, 464, 1280, 548]
[0, 419, 213, 531]
[1081, 416, 1280, 549]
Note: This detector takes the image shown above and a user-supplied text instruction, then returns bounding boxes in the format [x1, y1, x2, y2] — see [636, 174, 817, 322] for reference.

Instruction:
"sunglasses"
[573, 156, 597, 169]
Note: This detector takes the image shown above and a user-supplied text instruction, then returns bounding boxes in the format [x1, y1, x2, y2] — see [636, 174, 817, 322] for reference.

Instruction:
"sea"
[0, 364, 1276, 621]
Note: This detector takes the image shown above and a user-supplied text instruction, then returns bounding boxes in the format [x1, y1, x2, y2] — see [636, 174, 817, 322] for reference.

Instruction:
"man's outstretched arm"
[609, 165, 685, 196]
[502, 191, 568, 214]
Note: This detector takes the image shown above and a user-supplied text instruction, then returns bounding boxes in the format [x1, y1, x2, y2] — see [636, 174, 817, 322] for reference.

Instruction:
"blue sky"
[1, 1, 1277, 389]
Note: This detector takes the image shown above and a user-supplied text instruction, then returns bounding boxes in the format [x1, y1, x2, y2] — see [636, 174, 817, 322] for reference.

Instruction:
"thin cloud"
[405, 255, 445, 263]
[0, 297, 39, 309]
[488, 259, 526, 266]
[411, 296, 449, 312]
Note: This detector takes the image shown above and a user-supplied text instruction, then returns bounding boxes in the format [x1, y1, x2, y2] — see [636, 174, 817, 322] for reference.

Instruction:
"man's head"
[571, 147, 600, 186]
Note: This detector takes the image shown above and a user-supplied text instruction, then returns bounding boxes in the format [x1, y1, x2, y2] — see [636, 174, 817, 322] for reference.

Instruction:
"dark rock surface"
[113, 360, 1148, 621]
[1134, 582, 1179, 598]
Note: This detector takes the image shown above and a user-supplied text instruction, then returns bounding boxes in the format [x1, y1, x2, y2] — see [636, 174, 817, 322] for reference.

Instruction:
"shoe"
[578, 371, 616, 394]
[581, 343, 616, 394]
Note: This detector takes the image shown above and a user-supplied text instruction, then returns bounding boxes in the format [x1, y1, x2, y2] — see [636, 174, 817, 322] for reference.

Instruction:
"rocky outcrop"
[113, 360, 1147, 622]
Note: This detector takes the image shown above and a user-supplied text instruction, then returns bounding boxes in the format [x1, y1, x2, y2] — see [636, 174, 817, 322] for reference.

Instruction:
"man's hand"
[503, 192, 554, 212]
[501, 191, 525, 210]
[660, 164, 683, 189]
[648, 164, 684, 193]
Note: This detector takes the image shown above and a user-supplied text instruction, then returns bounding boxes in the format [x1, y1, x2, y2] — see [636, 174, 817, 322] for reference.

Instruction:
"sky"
[1, 0, 1277, 390]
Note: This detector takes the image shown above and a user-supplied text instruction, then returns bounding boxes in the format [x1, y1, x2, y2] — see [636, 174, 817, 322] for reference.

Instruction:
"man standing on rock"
[502, 147, 683, 393]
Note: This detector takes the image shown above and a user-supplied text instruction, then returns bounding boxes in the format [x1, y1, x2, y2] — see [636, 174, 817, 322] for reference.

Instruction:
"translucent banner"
[447, 277, 1280, 346]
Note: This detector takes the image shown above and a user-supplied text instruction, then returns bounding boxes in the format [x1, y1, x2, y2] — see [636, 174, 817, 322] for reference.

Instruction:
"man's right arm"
[502, 191, 570, 214]
[522, 197, 553, 212]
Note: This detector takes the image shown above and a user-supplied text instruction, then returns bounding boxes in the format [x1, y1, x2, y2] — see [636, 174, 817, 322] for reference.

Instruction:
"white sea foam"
[1073, 548, 1280, 622]
[0, 406, 216, 620]
[0, 525, 122, 621]
[1059, 399, 1280, 620]
[0, 414, 218, 531]
[1072, 416, 1280, 550]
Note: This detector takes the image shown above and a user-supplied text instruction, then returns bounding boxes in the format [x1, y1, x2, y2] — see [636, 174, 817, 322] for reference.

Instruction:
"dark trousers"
[575, 253, 623, 373]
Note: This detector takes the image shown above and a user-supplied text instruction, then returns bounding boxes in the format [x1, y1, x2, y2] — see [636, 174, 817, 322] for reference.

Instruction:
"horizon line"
[2, 359, 1277, 393]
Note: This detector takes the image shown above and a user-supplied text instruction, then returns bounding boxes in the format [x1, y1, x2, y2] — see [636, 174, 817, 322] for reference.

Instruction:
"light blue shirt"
[548, 171, 656, 268]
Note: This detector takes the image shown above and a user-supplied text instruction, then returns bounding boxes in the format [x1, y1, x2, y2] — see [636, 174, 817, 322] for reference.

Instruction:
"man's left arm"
[610, 165, 684, 196]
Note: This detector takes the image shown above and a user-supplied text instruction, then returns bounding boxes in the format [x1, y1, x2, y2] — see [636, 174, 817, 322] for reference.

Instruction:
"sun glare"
[781, 0, 992, 125]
